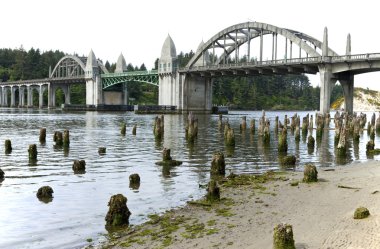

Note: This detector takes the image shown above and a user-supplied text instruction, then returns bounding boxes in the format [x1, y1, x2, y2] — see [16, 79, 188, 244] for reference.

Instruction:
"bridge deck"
[1, 53, 380, 87]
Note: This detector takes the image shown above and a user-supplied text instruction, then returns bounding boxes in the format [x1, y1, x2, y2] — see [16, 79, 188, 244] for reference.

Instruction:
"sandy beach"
[103, 160, 380, 249]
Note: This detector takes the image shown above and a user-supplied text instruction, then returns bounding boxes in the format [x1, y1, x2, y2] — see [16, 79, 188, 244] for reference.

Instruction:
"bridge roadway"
[179, 53, 380, 76]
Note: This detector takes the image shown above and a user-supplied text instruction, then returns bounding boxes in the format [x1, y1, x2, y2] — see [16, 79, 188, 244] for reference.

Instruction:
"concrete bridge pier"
[27, 86, 33, 107]
[2, 87, 8, 107]
[10, 86, 16, 107]
[19, 86, 25, 107]
[122, 83, 128, 105]
[39, 85, 46, 108]
[62, 85, 71, 105]
[86, 76, 103, 106]
[339, 73, 354, 114]
[182, 74, 212, 112]
[318, 64, 336, 114]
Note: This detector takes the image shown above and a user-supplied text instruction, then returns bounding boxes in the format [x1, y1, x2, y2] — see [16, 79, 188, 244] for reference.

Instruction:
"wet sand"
[103, 160, 380, 249]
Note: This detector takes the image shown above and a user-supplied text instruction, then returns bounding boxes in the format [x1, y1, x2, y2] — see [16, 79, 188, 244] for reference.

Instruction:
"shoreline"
[100, 159, 380, 249]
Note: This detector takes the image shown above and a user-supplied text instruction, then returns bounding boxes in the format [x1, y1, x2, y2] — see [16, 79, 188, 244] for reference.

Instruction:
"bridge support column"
[63, 85, 70, 104]
[39, 85, 46, 108]
[181, 74, 212, 113]
[10, 86, 16, 107]
[122, 83, 128, 105]
[2, 87, 8, 107]
[86, 76, 103, 106]
[339, 73, 354, 114]
[318, 65, 336, 114]
[27, 86, 33, 107]
[48, 84, 55, 108]
[19, 87, 24, 107]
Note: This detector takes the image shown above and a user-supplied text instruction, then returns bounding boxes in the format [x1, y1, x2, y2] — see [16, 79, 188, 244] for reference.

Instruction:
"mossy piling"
[73, 160, 86, 173]
[155, 148, 182, 166]
[54, 131, 63, 146]
[105, 194, 131, 227]
[36, 186, 54, 200]
[354, 207, 370, 219]
[154, 116, 164, 140]
[98, 147, 106, 154]
[63, 129, 70, 147]
[28, 144, 37, 161]
[210, 152, 226, 176]
[240, 116, 247, 131]
[250, 119, 255, 134]
[0, 168, 4, 180]
[273, 223, 296, 249]
[5, 139, 12, 154]
[303, 164, 318, 183]
[206, 180, 220, 202]
[121, 122, 126, 135]
[185, 112, 198, 142]
[39, 128, 46, 143]
[132, 125, 137, 135]
[278, 128, 288, 153]
[129, 173, 140, 189]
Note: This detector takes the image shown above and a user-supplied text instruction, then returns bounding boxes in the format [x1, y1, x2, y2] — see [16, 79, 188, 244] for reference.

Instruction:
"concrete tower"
[194, 41, 210, 67]
[159, 35, 177, 73]
[85, 49, 99, 79]
[85, 50, 103, 106]
[115, 53, 128, 104]
[115, 53, 127, 73]
[158, 35, 179, 106]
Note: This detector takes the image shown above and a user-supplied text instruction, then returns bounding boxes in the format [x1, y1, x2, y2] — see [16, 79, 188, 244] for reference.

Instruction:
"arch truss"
[186, 22, 338, 69]
[50, 55, 87, 79]
[50, 55, 109, 80]
[101, 70, 159, 89]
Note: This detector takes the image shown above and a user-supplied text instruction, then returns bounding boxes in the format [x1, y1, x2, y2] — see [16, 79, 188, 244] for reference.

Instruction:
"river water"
[0, 109, 378, 249]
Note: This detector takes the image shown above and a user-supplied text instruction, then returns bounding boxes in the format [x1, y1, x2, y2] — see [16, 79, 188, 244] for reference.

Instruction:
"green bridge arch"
[100, 70, 158, 89]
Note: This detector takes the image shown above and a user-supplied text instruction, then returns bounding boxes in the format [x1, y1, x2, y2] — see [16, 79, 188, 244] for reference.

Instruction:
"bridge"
[1, 21, 380, 114]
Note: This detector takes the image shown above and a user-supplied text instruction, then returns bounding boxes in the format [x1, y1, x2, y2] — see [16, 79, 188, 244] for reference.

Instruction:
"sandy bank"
[103, 160, 380, 249]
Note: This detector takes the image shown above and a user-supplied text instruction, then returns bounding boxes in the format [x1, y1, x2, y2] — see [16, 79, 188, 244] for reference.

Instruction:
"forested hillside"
[0, 47, 343, 109]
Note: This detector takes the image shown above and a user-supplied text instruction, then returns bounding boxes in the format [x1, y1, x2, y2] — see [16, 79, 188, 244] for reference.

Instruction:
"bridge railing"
[182, 53, 380, 72]
[183, 56, 320, 71]
[331, 53, 380, 62]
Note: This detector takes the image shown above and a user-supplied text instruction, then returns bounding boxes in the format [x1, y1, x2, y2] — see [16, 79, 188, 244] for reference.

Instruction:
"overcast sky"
[1, 0, 380, 89]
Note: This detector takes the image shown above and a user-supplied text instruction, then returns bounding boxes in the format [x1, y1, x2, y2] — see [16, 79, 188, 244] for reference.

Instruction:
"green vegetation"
[213, 75, 320, 110]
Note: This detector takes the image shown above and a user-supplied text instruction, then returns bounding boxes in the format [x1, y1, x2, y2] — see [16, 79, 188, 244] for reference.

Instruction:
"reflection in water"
[0, 109, 379, 249]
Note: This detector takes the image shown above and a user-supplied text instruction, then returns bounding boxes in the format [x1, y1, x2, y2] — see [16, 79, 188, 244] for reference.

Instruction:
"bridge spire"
[159, 34, 177, 73]
[194, 40, 210, 67]
[115, 53, 127, 73]
[86, 49, 99, 79]
[346, 33, 351, 56]
[322, 27, 328, 57]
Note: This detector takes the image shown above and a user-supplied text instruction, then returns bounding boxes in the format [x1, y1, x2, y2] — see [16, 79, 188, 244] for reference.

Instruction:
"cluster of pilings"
[258, 111, 270, 144]
[53, 130, 70, 147]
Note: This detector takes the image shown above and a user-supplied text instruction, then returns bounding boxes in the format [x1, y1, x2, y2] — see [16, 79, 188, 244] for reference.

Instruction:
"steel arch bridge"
[100, 70, 158, 89]
[184, 21, 338, 71]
